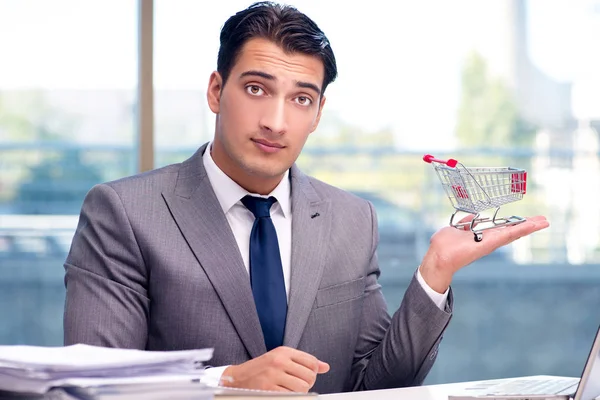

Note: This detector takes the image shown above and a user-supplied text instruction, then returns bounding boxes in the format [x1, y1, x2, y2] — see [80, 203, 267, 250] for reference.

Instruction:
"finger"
[276, 373, 313, 393]
[525, 215, 548, 222]
[517, 218, 549, 234]
[521, 216, 549, 229]
[499, 219, 548, 243]
[457, 214, 476, 224]
[455, 214, 476, 230]
[283, 359, 318, 388]
[317, 361, 330, 374]
[532, 219, 550, 231]
[288, 349, 320, 372]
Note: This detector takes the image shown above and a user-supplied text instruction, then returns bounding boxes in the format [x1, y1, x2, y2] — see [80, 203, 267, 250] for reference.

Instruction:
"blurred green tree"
[0, 91, 74, 141]
[456, 51, 537, 148]
[15, 149, 103, 214]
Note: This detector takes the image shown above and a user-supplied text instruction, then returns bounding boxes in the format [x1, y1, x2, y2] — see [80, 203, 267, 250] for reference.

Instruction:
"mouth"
[252, 138, 285, 153]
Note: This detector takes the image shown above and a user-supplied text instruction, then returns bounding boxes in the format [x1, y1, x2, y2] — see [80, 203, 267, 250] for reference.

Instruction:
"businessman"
[63, 1, 549, 394]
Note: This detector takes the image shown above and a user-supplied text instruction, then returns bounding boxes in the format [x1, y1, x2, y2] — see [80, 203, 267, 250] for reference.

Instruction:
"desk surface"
[321, 381, 472, 400]
[320, 376, 560, 400]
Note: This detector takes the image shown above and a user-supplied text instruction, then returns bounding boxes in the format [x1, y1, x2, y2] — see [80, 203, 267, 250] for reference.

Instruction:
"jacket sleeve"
[63, 183, 149, 349]
[350, 201, 453, 390]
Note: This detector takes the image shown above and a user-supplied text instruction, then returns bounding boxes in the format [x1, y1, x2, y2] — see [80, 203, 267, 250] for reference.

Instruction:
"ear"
[310, 95, 327, 134]
[207, 71, 223, 114]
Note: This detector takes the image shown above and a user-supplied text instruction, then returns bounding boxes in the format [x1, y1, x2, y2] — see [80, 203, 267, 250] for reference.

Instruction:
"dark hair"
[217, 1, 337, 94]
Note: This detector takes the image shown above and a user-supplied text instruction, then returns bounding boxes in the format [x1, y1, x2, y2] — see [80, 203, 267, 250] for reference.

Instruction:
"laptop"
[448, 324, 600, 400]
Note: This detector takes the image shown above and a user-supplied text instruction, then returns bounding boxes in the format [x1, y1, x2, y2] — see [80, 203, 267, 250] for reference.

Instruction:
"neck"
[234, 175, 282, 196]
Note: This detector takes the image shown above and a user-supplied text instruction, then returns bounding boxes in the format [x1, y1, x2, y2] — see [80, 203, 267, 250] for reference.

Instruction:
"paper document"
[0, 344, 212, 371]
[0, 344, 213, 396]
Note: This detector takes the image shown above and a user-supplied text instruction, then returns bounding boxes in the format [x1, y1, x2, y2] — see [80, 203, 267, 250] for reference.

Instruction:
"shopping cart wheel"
[474, 232, 483, 242]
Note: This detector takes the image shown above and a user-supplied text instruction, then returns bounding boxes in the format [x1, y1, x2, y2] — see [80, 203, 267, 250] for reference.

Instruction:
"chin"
[244, 162, 289, 180]
[254, 167, 289, 179]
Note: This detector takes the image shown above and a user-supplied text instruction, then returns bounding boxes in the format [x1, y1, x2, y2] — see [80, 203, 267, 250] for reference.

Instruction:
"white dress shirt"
[203, 143, 292, 299]
[200, 143, 449, 384]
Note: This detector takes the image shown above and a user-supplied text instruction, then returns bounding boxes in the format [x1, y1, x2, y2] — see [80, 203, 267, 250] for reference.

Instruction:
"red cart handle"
[423, 154, 458, 168]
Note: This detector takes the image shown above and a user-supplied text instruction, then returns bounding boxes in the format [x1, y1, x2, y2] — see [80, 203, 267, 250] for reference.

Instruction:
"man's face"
[207, 37, 326, 194]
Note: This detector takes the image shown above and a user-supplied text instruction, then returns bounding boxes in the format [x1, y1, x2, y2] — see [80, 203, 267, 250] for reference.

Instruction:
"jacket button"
[429, 348, 438, 360]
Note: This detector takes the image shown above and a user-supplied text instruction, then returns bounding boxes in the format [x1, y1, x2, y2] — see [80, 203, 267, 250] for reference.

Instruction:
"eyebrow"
[239, 70, 322, 96]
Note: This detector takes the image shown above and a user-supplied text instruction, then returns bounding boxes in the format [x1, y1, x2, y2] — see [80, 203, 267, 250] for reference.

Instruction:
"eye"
[246, 85, 264, 96]
[295, 96, 312, 106]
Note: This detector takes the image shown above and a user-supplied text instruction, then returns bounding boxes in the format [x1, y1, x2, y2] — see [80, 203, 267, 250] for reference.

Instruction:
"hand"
[220, 346, 330, 392]
[419, 215, 550, 293]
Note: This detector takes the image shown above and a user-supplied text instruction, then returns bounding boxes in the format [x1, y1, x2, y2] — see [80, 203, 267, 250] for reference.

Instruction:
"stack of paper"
[0, 344, 214, 399]
[43, 386, 318, 400]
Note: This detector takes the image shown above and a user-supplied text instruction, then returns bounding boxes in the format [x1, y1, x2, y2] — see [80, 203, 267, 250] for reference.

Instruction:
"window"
[0, 0, 138, 345]
[3, 0, 600, 386]
[154, 0, 600, 384]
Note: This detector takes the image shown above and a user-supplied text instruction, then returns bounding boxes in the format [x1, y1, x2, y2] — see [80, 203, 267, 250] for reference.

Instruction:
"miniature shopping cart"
[423, 154, 527, 242]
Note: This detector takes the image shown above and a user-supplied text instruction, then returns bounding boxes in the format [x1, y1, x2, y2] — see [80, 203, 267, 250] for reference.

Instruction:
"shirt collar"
[202, 142, 291, 218]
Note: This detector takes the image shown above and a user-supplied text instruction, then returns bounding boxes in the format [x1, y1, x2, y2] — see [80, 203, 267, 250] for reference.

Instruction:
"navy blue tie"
[241, 195, 287, 351]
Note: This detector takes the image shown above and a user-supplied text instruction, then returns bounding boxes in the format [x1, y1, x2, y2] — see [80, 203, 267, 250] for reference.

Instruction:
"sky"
[0, 0, 598, 149]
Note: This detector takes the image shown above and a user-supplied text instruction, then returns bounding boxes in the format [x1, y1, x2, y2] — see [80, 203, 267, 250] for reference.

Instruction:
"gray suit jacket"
[64, 143, 452, 394]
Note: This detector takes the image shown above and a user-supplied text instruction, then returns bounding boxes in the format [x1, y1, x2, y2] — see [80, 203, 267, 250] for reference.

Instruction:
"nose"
[259, 99, 287, 135]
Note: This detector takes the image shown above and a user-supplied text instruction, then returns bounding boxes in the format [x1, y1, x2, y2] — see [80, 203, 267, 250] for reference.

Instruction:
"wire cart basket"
[423, 154, 527, 242]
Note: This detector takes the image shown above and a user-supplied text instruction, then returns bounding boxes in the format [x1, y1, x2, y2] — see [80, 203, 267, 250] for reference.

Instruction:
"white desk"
[320, 376, 560, 400]
[320, 381, 473, 400]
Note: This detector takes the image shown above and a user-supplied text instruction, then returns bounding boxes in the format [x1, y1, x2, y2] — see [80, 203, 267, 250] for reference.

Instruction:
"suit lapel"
[162, 144, 266, 358]
[284, 165, 332, 348]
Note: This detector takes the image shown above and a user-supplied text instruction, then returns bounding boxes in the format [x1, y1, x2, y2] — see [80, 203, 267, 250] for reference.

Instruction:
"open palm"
[427, 215, 550, 276]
